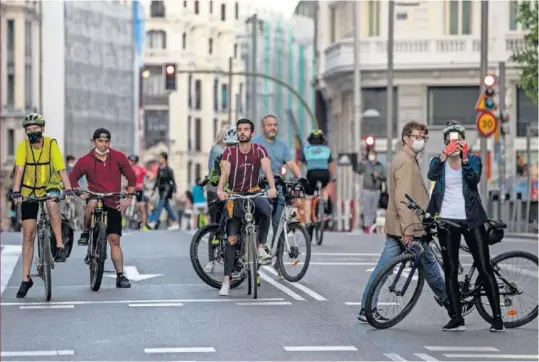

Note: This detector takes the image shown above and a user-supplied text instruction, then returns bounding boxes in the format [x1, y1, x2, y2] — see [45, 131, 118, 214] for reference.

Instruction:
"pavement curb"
[506, 233, 537, 240]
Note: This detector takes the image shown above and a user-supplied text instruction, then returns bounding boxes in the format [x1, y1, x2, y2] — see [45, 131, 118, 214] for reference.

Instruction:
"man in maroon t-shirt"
[217, 118, 277, 296]
[69, 128, 136, 289]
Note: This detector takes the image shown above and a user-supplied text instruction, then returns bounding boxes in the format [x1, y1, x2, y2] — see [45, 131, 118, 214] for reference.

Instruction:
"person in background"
[127, 154, 153, 231]
[355, 150, 387, 233]
[427, 120, 504, 332]
[147, 152, 180, 230]
[181, 190, 194, 230]
[191, 183, 207, 229]
[66, 155, 76, 173]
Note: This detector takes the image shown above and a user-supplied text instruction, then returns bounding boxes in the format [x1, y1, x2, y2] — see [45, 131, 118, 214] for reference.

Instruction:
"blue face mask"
[27, 131, 42, 144]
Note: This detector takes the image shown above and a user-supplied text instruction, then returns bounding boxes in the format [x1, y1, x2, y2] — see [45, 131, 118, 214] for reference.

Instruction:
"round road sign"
[476, 110, 497, 137]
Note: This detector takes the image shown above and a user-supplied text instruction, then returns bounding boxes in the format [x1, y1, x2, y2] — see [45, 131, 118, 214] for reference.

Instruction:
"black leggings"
[438, 219, 501, 318]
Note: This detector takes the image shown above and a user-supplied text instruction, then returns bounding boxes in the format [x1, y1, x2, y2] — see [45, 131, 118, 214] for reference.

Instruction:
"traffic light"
[164, 63, 176, 91]
[482, 74, 497, 111]
[364, 135, 375, 153]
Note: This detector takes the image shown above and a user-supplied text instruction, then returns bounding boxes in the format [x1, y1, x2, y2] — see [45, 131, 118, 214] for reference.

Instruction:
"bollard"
[516, 193, 523, 233]
[488, 190, 501, 220]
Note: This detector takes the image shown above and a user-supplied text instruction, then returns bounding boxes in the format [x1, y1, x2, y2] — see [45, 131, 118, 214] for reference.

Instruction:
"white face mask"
[368, 154, 376, 162]
[412, 139, 426, 153]
[94, 148, 109, 156]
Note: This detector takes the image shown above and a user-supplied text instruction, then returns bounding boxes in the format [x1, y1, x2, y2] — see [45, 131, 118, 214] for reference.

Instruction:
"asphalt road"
[1, 229, 538, 361]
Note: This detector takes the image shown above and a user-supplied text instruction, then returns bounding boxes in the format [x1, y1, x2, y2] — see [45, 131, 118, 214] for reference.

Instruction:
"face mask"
[68, 162, 75, 168]
[412, 139, 426, 153]
[368, 154, 376, 162]
[27, 131, 42, 144]
[94, 148, 109, 156]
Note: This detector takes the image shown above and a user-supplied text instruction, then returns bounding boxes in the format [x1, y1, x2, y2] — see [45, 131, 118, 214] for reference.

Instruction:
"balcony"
[323, 33, 526, 78]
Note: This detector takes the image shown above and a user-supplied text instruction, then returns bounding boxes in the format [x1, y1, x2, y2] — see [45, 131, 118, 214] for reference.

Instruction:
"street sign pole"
[479, 0, 489, 208]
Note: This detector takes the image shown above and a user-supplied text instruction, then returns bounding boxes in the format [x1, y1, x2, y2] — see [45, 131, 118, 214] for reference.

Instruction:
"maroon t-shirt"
[222, 143, 269, 192]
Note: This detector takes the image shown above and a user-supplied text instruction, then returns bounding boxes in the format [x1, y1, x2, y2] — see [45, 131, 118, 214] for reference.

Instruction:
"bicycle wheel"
[90, 222, 108, 291]
[364, 253, 425, 329]
[189, 224, 244, 289]
[475, 250, 538, 328]
[315, 197, 325, 245]
[246, 229, 258, 299]
[40, 226, 53, 301]
[277, 222, 311, 282]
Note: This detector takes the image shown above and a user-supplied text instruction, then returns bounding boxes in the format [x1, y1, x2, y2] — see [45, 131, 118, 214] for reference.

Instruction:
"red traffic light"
[166, 64, 176, 75]
[365, 136, 375, 146]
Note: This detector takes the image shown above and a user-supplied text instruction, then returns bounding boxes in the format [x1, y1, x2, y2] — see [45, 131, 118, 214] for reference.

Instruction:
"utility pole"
[353, 1, 362, 231]
[498, 61, 506, 192]
[479, 0, 489, 208]
[228, 56, 233, 123]
[246, 14, 259, 122]
[386, 0, 395, 167]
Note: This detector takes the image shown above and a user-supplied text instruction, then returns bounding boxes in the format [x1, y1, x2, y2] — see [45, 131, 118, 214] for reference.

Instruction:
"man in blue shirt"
[252, 114, 302, 236]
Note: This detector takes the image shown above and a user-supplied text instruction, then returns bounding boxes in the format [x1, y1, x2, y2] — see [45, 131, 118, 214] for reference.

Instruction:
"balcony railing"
[324, 33, 526, 76]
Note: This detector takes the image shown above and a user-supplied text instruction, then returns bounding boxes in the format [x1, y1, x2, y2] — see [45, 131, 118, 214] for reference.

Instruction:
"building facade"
[243, 8, 316, 151]
[0, 1, 42, 229]
[316, 0, 538, 223]
[141, 0, 249, 192]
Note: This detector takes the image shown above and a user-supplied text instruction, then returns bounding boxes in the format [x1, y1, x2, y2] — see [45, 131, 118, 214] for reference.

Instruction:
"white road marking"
[1, 245, 22, 295]
[144, 347, 216, 354]
[262, 266, 327, 301]
[425, 346, 499, 352]
[0, 350, 74, 357]
[128, 303, 184, 307]
[312, 253, 381, 256]
[414, 353, 439, 361]
[443, 354, 539, 360]
[257, 270, 305, 300]
[236, 301, 292, 306]
[307, 262, 377, 266]
[345, 302, 400, 306]
[283, 346, 358, 352]
[104, 265, 162, 281]
[1, 297, 285, 307]
[383, 353, 408, 361]
[20, 305, 74, 310]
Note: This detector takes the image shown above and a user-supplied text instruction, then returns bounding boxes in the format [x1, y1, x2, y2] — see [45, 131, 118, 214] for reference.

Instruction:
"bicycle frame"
[35, 201, 53, 270]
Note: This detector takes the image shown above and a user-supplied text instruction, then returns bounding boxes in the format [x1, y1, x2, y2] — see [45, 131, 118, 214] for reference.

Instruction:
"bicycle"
[80, 190, 127, 291]
[364, 193, 538, 329]
[24, 193, 67, 301]
[311, 181, 326, 245]
[124, 196, 141, 230]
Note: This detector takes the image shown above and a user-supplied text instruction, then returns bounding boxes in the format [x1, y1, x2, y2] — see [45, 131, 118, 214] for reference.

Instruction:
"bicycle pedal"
[29, 273, 39, 278]
[104, 270, 116, 273]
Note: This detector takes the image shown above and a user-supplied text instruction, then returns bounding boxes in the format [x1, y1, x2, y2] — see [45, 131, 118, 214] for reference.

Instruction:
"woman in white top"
[427, 121, 504, 332]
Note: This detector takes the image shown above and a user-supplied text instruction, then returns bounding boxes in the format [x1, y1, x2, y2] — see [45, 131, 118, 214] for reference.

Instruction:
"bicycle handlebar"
[23, 194, 66, 202]
[77, 190, 129, 198]
[227, 191, 270, 201]
[402, 193, 460, 229]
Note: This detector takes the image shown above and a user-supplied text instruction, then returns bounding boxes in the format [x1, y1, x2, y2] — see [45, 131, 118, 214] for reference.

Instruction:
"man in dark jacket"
[147, 152, 180, 230]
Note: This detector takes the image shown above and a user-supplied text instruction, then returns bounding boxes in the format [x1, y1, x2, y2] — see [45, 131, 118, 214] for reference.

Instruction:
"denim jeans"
[149, 199, 178, 223]
[271, 184, 286, 235]
[360, 235, 447, 311]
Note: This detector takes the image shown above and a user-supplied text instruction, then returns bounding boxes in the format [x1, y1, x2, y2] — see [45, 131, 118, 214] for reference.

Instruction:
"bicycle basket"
[486, 219, 507, 246]
[285, 182, 305, 199]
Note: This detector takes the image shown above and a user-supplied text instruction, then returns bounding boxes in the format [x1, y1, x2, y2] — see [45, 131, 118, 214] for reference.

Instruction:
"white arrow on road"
[105, 266, 162, 281]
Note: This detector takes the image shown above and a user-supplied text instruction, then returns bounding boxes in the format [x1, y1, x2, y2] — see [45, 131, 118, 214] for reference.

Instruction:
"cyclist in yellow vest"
[11, 113, 75, 298]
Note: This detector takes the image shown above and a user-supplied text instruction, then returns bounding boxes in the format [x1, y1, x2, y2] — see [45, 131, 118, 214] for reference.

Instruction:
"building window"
[150, 0, 165, 17]
[194, 0, 199, 14]
[195, 79, 202, 110]
[182, 32, 187, 49]
[7, 74, 15, 107]
[24, 20, 32, 59]
[142, 66, 166, 96]
[368, 0, 380, 36]
[187, 115, 192, 150]
[329, 5, 336, 43]
[516, 87, 539, 137]
[213, 78, 219, 111]
[183, 0, 187, 8]
[234, 43, 238, 58]
[188, 74, 192, 108]
[447, 0, 472, 35]
[235, 2, 239, 19]
[213, 118, 218, 140]
[195, 117, 202, 151]
[195, 163, 202, 181]
[209, 0, 213, 13]
[7, 19, 15, 64]
[427, 86, 479, 125]
[221, 3, 226, 21]
[221, 84, 228, 111]
[187, 161, 192, 184]
[7, 129, 15, 156]
[146, 30, 166, 49]
[25, 64, 32, 110]
[208, 38, 213, 54]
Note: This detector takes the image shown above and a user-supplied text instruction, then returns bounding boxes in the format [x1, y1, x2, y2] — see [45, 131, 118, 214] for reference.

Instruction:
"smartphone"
[449, 132, 459, 141]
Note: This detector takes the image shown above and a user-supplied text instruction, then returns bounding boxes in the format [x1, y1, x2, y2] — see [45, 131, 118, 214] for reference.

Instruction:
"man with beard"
[216, 118, 277, 296]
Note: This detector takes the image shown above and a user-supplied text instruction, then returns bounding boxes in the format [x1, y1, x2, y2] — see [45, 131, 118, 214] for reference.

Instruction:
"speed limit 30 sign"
[476, 110, 498, 137]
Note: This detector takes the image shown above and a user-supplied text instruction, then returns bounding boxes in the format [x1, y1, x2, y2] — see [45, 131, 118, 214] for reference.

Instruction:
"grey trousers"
[361, 189, 380, 228]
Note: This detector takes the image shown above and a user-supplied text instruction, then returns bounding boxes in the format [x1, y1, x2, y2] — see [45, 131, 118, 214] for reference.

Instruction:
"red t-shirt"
[222, 144, 269, 192]
[133, 164, 148, 191]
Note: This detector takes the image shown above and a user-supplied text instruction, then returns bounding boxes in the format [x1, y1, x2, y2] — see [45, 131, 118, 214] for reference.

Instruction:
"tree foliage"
[511, 1, 538, 104]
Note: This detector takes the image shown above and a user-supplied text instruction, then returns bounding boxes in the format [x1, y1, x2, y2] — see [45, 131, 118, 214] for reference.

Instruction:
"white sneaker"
[257, 247, 272, 265]
[219, 282, 230, 296]
[167, 224, 180, 230]
[204, 261, 214, 273]
[147, 221, 157, 229]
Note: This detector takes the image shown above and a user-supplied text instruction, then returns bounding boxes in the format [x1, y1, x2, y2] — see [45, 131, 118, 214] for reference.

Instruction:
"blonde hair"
[213, 125, 230, 146]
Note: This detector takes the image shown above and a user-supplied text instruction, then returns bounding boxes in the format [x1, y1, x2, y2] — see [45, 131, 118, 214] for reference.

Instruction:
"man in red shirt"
[127, 154, 153, 230]
[69, 128, 136, 288]
[217, 118, 277, 296]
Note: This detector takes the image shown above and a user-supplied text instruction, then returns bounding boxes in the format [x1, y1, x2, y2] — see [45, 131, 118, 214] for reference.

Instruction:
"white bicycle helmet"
[224, 126, 238, 145]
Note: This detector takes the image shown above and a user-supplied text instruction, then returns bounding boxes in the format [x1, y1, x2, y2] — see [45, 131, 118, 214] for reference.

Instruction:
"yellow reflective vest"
[20, 137, 62, 197]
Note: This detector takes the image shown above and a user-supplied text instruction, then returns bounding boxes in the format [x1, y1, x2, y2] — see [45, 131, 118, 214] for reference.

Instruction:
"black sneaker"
[490, 316, 505, 332]
[16, 279, 33, 298]
[443, 316, 466, 331]
[78, 231, 89, 246]
[357, 308, 388, 323]
[116, 275, 131, 288]
[54, 247, 67, 262]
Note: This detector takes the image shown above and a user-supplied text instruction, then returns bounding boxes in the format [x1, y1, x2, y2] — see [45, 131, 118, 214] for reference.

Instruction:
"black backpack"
[50, 214, 75, 258]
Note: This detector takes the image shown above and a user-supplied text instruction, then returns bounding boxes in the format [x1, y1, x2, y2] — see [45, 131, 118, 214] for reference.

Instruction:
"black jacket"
[153, 165, 177, 200]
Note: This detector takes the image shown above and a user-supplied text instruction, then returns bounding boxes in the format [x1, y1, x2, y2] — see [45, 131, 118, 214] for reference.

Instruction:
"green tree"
[511, 1, 538, 104]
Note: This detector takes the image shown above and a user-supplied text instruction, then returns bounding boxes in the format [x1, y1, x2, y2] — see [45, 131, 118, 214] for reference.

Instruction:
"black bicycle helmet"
[307, 129, 326, 144]
[128, 154, 139, 163]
